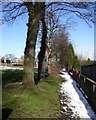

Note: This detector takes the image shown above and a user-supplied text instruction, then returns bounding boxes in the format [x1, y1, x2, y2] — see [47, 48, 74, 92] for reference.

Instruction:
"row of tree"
[44, 25, 94, 74]
[1, 2, 94, 88]
[49, 28, 81, 73]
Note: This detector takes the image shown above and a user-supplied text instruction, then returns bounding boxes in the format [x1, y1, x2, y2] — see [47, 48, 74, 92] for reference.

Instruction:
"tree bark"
[48, 27, 53, 74]
[23, 3, 39, 88]
[35, 3, 47, 85]
[36, 18, 47, 84]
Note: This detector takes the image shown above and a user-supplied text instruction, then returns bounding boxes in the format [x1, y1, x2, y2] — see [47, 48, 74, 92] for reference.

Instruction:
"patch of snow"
[60, 72, 96, 119]
[62, 68, 66, 71]
[0, 66, 23, 71]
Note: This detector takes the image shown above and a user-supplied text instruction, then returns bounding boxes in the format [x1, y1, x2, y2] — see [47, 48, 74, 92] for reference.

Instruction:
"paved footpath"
[60, 72, 96, 120]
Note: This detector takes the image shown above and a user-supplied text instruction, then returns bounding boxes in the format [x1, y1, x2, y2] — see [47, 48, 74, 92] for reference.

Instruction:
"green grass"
[2, 70, 61, 118]
[2, 70, 23, 86]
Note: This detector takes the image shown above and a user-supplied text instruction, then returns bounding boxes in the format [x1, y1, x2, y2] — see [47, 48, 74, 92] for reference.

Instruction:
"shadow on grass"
[2, 70, 50, 86]
[2, 70, 23, 86]
[2, 108, 13, 120]
[34, 72, 50, 85]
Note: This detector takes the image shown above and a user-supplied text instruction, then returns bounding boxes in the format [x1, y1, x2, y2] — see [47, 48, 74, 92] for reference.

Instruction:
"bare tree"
[45, 2, 94, 74]
[46, 7, 60, 74]
[36, 4, 47, 84]
[52, 28, 69, 69]
[1, 2, 46, 87]
[23, 2, 46, 87]
[0, 2, 94, 87]
[46, 5, 74, 74]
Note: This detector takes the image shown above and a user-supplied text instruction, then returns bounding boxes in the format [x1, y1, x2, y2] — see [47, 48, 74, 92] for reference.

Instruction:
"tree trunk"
[48, 44, 52, 74]
[36, 3, 47, 85]
[48, 28, 53, 74]
[36, 18, 47, 84]
[23, 4, 39, 88]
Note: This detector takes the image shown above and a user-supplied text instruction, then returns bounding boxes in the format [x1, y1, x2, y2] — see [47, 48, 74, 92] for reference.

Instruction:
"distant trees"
[17, 55, 24, 65]
[0, 54, 24, 66]
[17, 60, 24, 66]
[68, 43, 81, 70]
[68, 43, 75, 69]
[6, 59, 11, 65]
[1, 57, 5, 64]
[0, 54, 17, 65]
[52, 28, 69, 69]
[50, 30, 81, 72]
[79, 57, 94, 66]
[86, 58, 94, 64]
[4, 54, 17, 63]
[73, 55, 80, 70]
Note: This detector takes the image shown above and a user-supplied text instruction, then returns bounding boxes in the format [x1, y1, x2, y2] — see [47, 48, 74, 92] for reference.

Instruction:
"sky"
[0, 15, 28, 58]
[69, 20, 94, 60]
[0, 7, 94, 60]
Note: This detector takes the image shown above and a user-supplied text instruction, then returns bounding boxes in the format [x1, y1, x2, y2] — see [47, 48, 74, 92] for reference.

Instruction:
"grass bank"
[2, 70, 61, 119]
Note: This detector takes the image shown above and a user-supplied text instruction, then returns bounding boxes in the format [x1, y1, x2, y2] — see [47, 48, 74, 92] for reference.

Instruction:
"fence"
[81, 63, 96, 82]
[77, 63, 96, 113]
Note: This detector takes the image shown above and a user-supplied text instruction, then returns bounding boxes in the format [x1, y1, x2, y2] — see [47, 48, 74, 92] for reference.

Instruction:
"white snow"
[0, 66, 23, 71]
[60, 71, 96, 119]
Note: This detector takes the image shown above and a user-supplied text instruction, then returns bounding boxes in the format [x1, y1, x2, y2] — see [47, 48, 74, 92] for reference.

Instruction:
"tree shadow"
[1, 108, 13, 120]
[34, 72, 49, 85]
[2, 70, 23, 86]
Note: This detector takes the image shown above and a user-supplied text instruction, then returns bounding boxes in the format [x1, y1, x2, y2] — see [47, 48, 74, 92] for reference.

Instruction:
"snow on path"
[60, 72, 96, 119]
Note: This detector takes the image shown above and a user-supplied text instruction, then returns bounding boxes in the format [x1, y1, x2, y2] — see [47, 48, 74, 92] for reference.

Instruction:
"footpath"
[60, 71, 96, 120]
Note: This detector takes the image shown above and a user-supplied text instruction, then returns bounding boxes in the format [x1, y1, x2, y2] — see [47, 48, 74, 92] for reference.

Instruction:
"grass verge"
[2, 70, 61, 119]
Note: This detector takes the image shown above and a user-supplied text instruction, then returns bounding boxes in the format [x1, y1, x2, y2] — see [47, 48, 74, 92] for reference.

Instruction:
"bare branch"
[46, 2, 94, 27]
[0, 2, 27, 24]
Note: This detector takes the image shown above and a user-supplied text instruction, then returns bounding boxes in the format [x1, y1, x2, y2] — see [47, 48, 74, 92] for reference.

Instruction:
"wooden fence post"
[93, 84, 96, 112]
